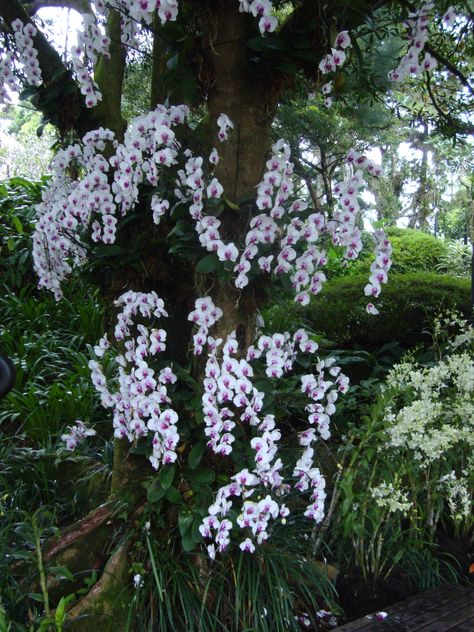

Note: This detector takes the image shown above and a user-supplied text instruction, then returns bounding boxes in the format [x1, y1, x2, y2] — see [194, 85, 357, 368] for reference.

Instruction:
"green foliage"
[327, 317, 474, 586]
[384, 228, 449, 274]
[437, 176, 473, 240]
[132, 528, 337, 632]
[122, 61, 152, 120]
[0, 178, 114, 627]
[0, 107, 55, 180]
[0, 285, 106, 442]
[436, 240, 472, 278]
[264, 272, 472, 349]
[352, 228, 449, 275]
[0, 283, 112, 624]
[399, 549, 461, 592]
[0, 176, 46, 288]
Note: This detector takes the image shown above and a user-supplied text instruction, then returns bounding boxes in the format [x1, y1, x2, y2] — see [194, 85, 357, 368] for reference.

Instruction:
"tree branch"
[1, 0, 71, 83]
[425, 73, 474, 136]
[292, 154, 325, 213]
[397, 0, 474, 95]
[22, 0, 91, 15]
[93, 7, 127, 139]
[425, 43, 474, 96]
[1, 0, 126, 138]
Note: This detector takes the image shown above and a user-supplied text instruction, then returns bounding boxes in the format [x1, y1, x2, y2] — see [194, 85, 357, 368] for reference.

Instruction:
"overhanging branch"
[1, 0, 125, 138]
[425, 73, 474, 135]
[1, 0, 71, 82]
[22, 0, 91, 15]
[425, 43, 474, 96]
[397, 0, 474, 96]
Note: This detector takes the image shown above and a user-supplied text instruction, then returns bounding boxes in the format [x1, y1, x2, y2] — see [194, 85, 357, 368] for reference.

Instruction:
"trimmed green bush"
[385, 227, 448, 274]
[350, 228, 448, 276]
[264, 272, 472, 349]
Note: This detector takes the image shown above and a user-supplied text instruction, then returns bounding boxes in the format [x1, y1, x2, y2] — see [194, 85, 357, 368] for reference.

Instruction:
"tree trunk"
[40, 9, 281, 631]
[200, 2, 277, 203]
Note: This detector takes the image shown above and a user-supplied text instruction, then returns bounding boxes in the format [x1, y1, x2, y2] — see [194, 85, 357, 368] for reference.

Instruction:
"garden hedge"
[264, 272, 472, 349]
[350, 228, 448, 276]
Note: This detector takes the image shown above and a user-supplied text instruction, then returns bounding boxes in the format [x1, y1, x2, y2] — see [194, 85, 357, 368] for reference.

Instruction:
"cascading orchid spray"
[6, 0, 461, 560]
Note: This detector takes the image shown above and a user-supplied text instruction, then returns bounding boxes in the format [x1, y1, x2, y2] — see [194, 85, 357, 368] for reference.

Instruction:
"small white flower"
[133, 573, 143, 588]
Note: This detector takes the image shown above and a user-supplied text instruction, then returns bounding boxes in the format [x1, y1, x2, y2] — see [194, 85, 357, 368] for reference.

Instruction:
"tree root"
[63, 542, 133, 632]
[41, 503, 118, 603]
[44, 502, 115, 563]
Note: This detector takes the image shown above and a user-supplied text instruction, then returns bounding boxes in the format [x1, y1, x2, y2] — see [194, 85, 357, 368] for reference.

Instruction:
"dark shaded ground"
[336, 568, 416, 622]
[335, 532, 473, 626]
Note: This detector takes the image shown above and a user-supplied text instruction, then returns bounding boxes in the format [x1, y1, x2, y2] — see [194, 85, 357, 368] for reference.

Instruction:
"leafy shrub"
[329, 315, 474, 584]
[350, 228, 448, 276]
[436, 240, 472, 278]
[0, 176, 45, 289]
[0, 285, 106, 443]
[263, 273, 472, 349]
[132, 526, 337, 632]
[385, 227, 449, 274]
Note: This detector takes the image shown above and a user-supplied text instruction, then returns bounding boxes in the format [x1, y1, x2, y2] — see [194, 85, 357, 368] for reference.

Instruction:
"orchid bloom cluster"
[364, 229, 392, 315]
[368, 329, 474, 527]
[61, 419, 96, 451]
[32, 105, 192, 297]
[188, 297, 349, 556]
[0, 0, 277, 110]
[187, 297, 223, 356]
[11, 19, 42, 86]
[70, 13, 110, 108]
[0, 19, 41, 104]
[32, 126, 117, 298]
[389, 2, 439, 82]
[0, 0, 278, 108]
[84, 290, 350, 556]
[32, 104, 390, 314]
[318, 30, 352, 108]
[227, 140, 389, 311]
[0, 48, 19, 103]
[385, 350, 474, 464]
[112, 0, 178, 27]
[105, 0, 179, 51]
[441, 5, 457, 28]
[238, 0, 277, 34]
[88, 290, 181, 469]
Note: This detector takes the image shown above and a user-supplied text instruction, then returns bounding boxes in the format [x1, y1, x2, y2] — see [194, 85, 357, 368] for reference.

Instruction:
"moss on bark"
[64, 543, 132, 632]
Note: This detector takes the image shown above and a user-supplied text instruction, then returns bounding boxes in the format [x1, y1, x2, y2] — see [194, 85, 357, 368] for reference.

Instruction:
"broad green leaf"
[158, 465, 175, 489]
[19, 86, 38, 100]
[272, 61, 299, 75]
[178, 509, 193, 537]
[196, 254, 220, 274]
[147, 481, 166, 503]
[55, 596, 67, 624]
[181, 531, 196, 551]
[93, 244, 128, 258]
[188, 440, 207, 469]
[191, 516, 203, 543]
[13, 216, 23, 234]
[28, 593, 44, 603]
[187, 466, 215, 485]
[224, 197, 240, 211]
[165, 486, 183, 504]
